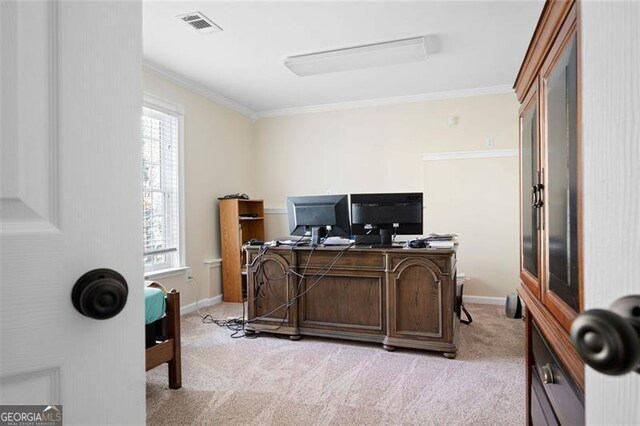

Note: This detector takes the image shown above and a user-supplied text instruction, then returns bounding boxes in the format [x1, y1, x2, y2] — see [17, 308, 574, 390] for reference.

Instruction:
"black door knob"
[570, 295, 640, 375]
[72, 268, 128, 320]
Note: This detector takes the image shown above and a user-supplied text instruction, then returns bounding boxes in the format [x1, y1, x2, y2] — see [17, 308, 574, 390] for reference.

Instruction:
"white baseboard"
[181, 294, 502, 314]
[180, 295, 223, 316]
[463, 295, 506, 306]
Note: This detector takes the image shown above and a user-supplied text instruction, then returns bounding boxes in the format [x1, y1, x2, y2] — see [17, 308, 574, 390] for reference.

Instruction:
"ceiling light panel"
[284, 36, 427, 77]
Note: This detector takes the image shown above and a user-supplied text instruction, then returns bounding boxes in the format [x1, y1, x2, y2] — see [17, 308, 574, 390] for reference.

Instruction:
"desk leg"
[443, 351, 457, 359]
[383, 344, 396, 352]
[289, 335, 302, 341]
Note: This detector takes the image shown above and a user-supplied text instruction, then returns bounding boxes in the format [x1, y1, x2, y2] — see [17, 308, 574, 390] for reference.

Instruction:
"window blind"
[142, 106, 180, 271]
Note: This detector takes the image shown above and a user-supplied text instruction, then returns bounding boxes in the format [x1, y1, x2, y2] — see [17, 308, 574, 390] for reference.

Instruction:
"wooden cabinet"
[219, 199, 265, 303]
[245, 246, 459, 357]
[515, 1, 584, 424]
[384, 254, 458, 355]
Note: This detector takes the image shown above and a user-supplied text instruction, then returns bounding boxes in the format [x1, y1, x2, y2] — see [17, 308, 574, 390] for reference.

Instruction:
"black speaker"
[506, 293, 522, 319]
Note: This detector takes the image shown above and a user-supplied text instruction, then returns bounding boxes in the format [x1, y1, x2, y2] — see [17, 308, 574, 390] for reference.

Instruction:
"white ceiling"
[143, 1, 544, 116]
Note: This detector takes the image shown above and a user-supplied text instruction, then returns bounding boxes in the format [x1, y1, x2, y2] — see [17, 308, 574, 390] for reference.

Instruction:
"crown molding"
[422, 149, 518, 161]
[254, 84, 514, 120]
[142, 60, 257, 121]
[142, 61, 514, 122]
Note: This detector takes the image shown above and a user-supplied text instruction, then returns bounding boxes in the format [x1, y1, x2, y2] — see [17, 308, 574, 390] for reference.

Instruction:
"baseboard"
[180, 295, 223, 316]
[181, 294, 501, 313]
[463, 295, 506, 306]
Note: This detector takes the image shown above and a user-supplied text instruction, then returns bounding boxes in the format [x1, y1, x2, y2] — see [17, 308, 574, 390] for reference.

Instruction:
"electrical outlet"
[485, 137, 495, 148]
[185, 267, 192, 282]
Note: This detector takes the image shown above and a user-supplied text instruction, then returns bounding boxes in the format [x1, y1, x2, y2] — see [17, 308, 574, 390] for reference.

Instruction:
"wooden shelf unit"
[219, 199, 265, 303]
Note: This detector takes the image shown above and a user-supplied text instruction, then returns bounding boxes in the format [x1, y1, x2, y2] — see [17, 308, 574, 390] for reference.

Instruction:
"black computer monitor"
[287, 194, 350, 246]
[351, 192, 423, 246]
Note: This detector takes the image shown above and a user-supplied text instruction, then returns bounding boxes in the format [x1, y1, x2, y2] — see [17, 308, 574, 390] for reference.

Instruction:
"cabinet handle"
[571, 295, 640, 375]
[539, 168, 545, 230]
[541, 364, 555, 384]
[535, 183, 544, 208]
[531, 185, 539, 208]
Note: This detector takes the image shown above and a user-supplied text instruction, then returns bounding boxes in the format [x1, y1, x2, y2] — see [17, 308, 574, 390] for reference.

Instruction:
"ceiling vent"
[177, 12, 222, 34]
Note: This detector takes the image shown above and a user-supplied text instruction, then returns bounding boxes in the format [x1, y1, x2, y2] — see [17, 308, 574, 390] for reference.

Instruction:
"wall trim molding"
[180, 295, 223, 316]
[422, 149, 518, 161]
[142, 60, 257, 121]
[255, 85, 513, 119]
[204, 258, 222, 267]
[265, 208, 287, 215]
[463, 295, 506, 306]
[143, 93, 185, 115]
[142, 62, 514, 122]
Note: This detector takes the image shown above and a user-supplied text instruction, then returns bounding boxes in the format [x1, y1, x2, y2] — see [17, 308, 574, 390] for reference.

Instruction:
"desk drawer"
[531, 366, 559, 426]
[296, 249, 385, 270]
[531, 321, 584, 425]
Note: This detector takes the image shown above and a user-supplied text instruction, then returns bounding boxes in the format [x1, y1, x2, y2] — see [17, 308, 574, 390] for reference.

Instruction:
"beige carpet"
[147, 303, 524, 425]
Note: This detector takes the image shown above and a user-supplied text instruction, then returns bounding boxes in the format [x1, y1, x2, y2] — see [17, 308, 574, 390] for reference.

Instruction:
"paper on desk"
[323, 237, 353, 245]
[428, 241, 455, 248]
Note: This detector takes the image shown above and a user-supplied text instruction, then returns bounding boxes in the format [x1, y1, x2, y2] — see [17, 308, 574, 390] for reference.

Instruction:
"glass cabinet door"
[543, 32, 579, 313]
[521, 93, 540, 289]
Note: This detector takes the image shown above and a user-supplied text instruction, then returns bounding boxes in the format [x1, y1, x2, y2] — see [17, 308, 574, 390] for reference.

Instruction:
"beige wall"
[253, 93, 520, 299]
[143, 70, 254, 308]
[140, 75, 519, 304]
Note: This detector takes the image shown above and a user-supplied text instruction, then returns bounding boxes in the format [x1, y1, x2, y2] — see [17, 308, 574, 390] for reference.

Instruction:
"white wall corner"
[142, 60, 257, 121]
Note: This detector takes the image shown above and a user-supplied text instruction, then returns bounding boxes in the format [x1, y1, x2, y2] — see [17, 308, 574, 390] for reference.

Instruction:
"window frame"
[142, 94, 186, 277]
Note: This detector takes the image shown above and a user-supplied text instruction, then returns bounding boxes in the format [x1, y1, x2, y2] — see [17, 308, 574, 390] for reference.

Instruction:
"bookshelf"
[219, 199, 265, 303]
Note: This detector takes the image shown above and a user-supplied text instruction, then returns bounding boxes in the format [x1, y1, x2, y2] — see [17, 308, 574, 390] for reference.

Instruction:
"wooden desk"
[245, 245, 460, 357]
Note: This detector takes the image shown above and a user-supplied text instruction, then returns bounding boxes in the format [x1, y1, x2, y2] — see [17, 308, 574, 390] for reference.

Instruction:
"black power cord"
[245, 231, 373, 329]
[203, 231, 371, 339]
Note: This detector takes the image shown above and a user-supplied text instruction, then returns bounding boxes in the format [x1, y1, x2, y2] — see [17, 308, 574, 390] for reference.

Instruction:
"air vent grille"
[177, 12, 222, 34]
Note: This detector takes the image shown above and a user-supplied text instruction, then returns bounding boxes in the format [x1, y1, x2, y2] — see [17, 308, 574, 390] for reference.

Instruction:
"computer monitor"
[287, 194, 350, 246]
[351, 192, 423, 246]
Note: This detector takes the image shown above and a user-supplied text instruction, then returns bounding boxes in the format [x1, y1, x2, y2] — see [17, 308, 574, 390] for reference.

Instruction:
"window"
[141, 98, 183, 273]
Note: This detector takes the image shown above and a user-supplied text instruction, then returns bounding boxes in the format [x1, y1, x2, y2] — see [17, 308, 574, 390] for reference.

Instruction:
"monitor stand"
[355, 230, 395, 247]
[310, 226, 328, 247]
[379, 229, 392, 246]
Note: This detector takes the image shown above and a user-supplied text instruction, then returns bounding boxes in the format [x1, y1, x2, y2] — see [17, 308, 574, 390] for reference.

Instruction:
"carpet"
[147, 303, 524, 425]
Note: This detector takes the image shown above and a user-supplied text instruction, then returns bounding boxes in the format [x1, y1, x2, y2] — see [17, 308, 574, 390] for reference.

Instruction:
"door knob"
[570, 295, 640, 375]
[72, 268, 128, 320]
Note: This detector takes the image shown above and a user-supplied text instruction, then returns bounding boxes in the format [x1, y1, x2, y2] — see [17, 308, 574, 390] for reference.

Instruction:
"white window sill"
[144, 266, 189, 280]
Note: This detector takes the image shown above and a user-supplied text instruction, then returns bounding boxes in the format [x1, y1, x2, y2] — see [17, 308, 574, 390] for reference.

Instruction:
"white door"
[581, 1, 640, 424]
[0, 1, 145, 424]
